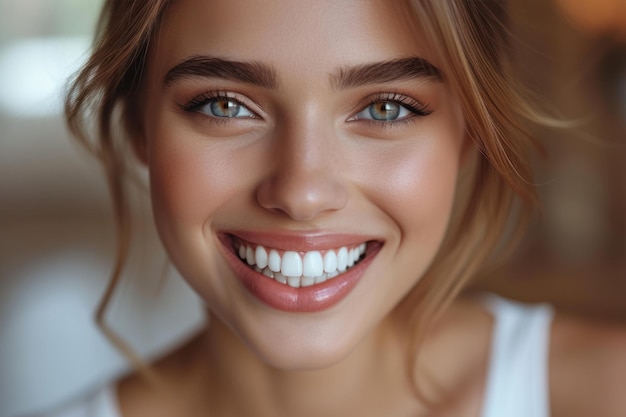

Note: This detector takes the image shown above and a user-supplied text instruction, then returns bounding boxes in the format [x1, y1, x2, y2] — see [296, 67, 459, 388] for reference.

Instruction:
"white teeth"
[255, 246, 268, 269]
[246, 246, 255, 266]
[301, 276, 315, 287]
[268, 249, 281, 272]
[302, 251, 323, 277]
[281, 251, 303, 277]
[275, 271, 287, 284]
[236, 242, 369, 287]
[337, 247, 348, 272]
[323, 250, 337, 273]
[287, 276, 301, 288]
[352, 249, 357, 263]
[315, 274, 327, 284]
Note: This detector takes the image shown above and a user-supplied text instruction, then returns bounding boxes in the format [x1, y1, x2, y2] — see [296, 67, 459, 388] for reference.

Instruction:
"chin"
[212, 298, 375, 372]
[248, 328, 362, 371]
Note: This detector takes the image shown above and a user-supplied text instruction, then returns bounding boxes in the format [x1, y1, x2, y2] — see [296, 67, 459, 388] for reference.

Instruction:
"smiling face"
[140, 0, 467, 369]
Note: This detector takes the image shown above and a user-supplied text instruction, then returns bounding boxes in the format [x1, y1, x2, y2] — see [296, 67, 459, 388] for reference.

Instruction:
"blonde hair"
[400, 1, 551, 387]
[65, 0, 170, 381]
[66, 0, 546, 387]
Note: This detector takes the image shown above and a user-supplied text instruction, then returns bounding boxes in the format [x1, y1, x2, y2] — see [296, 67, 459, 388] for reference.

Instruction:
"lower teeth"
[251, 257, 362, 288]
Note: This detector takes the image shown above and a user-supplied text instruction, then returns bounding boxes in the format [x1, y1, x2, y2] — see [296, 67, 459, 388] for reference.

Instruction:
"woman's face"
[142, 0, 466, 369]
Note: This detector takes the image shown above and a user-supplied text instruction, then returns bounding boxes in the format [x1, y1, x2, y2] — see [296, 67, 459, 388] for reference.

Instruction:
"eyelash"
[180, 90, 256, 116]
[179, 90, 432, 127]
[353, 92, 432, 127]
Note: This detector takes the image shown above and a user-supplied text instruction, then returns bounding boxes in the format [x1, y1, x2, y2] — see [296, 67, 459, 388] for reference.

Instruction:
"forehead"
[154, 0, 439, 78]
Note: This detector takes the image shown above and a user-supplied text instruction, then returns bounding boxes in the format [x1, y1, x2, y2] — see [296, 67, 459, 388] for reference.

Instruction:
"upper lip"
[220, 230, 382, 251]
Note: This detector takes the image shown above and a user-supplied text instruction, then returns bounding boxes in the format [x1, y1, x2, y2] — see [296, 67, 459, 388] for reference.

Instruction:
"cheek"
[354, 135, 462, 241]
[148, 120, 256, 232]
[146, 116, 254, 273]
[145, 118, 272, 310]
[149, 138, 228, 230]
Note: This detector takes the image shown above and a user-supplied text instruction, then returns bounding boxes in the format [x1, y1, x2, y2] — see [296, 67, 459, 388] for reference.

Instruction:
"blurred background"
[0, 0, 624, 416]
[0, 1, 204, 416]
[472, 0, 626, 317]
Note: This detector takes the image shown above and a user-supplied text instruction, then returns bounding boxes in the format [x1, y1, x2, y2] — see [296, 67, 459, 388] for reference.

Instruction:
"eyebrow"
[164, 56, 277, 88]
[163, 55, 442, 90]
[331, 57, 443, 89]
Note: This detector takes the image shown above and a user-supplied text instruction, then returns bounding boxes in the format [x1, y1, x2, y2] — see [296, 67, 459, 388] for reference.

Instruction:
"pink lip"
[226, 230, 378, 251]
[217, 232, 383, 313]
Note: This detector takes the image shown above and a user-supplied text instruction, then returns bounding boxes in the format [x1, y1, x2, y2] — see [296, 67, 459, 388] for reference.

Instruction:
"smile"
[235, 241, 367, 288]
[218, 232, 382, 312]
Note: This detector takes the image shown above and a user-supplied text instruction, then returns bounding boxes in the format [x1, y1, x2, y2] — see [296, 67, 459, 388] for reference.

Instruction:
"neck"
[117, 298, 490, 417]
[186, 310, 419, 417]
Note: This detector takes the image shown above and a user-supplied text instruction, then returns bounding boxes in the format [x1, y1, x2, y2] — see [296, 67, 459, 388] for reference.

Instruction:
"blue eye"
[200, 98, 254, 118]
[181, 92, 257, 120]
[351, 93, 432, 124]
[356, 101, 412, 121]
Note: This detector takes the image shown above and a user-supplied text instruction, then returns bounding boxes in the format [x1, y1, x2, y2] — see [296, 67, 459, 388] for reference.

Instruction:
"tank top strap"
[480, 295, 554, 417]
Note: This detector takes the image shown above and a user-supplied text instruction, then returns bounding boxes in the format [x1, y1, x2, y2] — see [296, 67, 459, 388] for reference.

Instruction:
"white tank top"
[480, 295, 554, 417]
[30, 296, 554, 417]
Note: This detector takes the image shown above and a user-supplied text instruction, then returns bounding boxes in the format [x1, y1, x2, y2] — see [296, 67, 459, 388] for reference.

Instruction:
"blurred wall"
[474, 0, 626, 319]
[0, 2, 203, 417]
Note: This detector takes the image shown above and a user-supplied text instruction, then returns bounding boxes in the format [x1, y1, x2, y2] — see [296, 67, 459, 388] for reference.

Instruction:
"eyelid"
[348, 91, 432, 122]
[179, 89, 263, 119]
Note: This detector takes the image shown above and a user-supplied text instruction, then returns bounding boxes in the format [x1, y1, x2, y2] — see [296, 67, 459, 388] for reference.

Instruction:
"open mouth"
[232, 238, 369, 288]
[218, 232, 383, 312]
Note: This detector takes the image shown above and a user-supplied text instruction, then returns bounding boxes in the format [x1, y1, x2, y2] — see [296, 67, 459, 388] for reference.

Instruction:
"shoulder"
[24, 385, 118, 417]
[550, 311, 626, 417]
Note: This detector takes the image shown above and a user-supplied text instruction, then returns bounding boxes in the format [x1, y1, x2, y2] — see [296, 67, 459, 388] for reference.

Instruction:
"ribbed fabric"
[480, 295, 554, 417]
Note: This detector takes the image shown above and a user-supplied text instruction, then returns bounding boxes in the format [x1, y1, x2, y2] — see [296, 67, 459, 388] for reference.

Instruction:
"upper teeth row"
[237, 243, 367, 281]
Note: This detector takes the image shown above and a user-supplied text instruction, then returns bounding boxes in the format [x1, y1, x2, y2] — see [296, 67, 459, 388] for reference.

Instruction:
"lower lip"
[218, 235, 381, 313]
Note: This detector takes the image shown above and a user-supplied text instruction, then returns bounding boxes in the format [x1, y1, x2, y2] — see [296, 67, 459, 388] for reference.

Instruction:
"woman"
[39, 0, 626, 416]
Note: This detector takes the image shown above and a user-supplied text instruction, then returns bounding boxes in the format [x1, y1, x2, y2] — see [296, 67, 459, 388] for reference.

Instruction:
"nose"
[256, 124, 348, 221]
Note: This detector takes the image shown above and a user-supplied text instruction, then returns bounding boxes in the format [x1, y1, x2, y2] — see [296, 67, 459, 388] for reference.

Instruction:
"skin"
[116, 0, 626, 416]
[143, 0, 464, 374]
